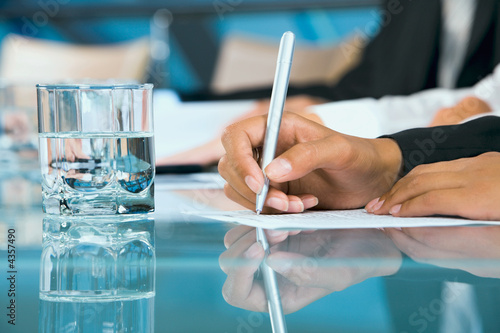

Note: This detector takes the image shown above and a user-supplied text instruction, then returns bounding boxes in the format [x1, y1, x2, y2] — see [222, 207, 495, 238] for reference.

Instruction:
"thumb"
[265, 135, 350, 182]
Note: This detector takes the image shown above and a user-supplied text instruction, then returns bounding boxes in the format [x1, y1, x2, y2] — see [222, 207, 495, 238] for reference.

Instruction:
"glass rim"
[36, 83, 154, 90]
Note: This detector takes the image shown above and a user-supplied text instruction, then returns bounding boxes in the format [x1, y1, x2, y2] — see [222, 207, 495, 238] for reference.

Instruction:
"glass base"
[42, 186, 154, 215]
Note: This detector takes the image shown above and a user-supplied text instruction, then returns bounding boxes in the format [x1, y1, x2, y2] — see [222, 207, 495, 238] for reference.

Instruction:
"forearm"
[381, 116, 500, 175]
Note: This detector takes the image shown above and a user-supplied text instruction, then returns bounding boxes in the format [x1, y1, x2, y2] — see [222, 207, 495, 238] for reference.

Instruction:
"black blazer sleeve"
[382, 116, 500, 175]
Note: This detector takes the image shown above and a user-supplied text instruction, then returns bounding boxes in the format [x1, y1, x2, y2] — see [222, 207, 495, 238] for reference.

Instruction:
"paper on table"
[193, 209, 500, 229]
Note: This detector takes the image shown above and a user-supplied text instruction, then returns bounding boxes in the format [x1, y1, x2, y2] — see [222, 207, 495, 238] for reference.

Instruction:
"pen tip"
[256, 210, 261, 215]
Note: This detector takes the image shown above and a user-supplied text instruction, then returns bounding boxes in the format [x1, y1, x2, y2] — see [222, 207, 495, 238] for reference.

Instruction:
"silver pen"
[255, 31, 295, 214]
[255, 31, 295, 333]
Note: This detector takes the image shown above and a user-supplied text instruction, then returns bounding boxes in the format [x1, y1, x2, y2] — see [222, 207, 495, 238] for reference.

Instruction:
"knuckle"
[218, 155, 227, 175]
[408, 164, 427, 176]
[407, 175, 422, 189]
[298, 142, 320, 162]
[221, 123, 237, 144]
[223, 183, 233, 198]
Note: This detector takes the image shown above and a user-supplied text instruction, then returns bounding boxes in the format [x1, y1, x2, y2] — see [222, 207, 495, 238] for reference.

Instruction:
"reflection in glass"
[39, 214, 155, 333]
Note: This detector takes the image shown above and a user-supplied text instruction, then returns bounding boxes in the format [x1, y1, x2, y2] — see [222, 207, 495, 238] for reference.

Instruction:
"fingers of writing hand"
[224, 183, 287, 213]
[219, 116, 270, 195]
[265, 136, 350, 182]
[223, 182, 317, 213]
[219, 152, 264, 198]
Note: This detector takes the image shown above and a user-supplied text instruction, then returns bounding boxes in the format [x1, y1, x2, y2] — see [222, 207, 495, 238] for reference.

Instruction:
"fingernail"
[245, 175, 262, 194]
[373, 199, 385, 212]
[244, 242, 263, 259]
[302, 196, 319, 209]
[288, 200, 304, 212]
[366, 197, 380, 212]
[266, 197, 289, 211]
[266, 158, 292, 179]
[390, 204, 402, 215]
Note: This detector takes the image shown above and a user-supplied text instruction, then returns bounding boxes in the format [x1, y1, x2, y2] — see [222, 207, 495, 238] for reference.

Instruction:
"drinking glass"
[37, 83, 155, 215]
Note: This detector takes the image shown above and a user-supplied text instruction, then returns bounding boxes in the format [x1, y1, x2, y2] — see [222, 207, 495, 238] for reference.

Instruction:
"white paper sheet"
[193, 209, 500, 229]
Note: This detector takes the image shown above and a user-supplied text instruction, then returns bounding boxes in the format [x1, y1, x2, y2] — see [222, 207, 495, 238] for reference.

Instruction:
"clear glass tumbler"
[37, 83, 155, 215]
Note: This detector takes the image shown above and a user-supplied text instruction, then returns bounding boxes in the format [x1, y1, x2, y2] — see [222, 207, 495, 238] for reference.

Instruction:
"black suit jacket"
[218, 0, 500, 101]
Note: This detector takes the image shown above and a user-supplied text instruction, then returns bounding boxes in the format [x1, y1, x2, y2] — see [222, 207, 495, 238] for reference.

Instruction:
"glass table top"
[1, 171, 500, 333]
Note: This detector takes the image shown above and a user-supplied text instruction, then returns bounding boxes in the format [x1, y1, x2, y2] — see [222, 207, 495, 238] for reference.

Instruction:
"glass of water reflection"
[39, 215, 155, 332]
[37, 83, 155, 215]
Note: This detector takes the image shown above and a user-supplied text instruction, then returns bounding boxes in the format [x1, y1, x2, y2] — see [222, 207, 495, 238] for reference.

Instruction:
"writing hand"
[218, 112, 402, 213]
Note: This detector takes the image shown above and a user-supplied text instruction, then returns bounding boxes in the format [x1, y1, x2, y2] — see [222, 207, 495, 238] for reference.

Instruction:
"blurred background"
[0, 0, 381, 98]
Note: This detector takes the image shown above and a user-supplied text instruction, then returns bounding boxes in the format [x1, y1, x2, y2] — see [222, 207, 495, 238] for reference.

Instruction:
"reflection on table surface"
[1, 171, 500, 332]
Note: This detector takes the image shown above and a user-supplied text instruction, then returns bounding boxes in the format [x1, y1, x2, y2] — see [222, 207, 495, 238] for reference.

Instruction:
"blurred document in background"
[153, 89, 253, 161]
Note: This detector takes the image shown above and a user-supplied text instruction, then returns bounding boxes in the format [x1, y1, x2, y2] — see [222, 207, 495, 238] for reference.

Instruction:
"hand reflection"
[384, 226, 500, 279]
[219, 226, 402, 314]
[64, 138, 91, 162]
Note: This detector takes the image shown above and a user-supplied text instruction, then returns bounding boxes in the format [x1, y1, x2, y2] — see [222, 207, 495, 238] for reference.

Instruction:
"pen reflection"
[39, 214, 155, 333]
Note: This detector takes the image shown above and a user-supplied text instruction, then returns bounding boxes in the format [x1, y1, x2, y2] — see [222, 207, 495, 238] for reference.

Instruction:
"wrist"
[374, 138, 403, 185]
